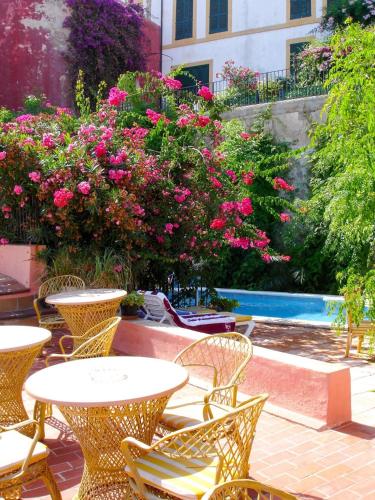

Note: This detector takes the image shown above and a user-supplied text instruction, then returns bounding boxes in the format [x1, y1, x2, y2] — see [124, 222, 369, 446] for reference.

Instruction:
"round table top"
[25, 356, 189, 407]
[46, 288, 127, 306]
[0, 326, 51, 353]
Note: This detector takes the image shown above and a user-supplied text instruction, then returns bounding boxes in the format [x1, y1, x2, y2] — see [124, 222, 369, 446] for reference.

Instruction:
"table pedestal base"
[60, 396, 169, 499]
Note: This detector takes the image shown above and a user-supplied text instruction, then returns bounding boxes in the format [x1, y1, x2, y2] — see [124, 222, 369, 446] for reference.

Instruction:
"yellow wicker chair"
[345, 317, 374, 357]
[0, 418, 61, 499]
[33, 275, 85, 330]
[202, 479, 297, 499]
[159, 332, 253, 433]
[35, 316, 121, 440]
[122, 393, 268, 500]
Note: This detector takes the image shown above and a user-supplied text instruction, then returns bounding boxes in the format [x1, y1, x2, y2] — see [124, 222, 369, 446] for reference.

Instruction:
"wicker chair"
[0, 418, 61, 499]
[35, 316, 121, 440]
[158, 332, 253, 433]
[33, 275, 85, 330]
[345, 317, 374, 357]
[122, 394, 268, 500]
[202, 479, 297, 499]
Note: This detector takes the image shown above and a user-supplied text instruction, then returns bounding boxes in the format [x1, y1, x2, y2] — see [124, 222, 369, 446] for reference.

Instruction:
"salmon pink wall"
[0, 244, 45, 291]
[0, 1, 161, 110]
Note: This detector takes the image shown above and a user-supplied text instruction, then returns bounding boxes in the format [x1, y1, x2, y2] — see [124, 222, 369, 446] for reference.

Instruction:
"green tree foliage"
[321, 0, 375, 31]
[308, 23, 375, 279]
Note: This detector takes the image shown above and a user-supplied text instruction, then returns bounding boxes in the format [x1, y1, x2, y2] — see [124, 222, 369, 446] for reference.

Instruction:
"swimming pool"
[216, 289, 343, 326]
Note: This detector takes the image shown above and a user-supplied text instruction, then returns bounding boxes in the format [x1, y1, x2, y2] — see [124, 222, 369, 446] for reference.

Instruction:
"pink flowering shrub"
[217, 60, 259, 93]
[0, 72, 294, 280]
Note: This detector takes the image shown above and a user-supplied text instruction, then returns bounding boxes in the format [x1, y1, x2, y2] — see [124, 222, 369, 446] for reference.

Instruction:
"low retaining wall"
[0, 244, 45, 291]
[114, 320, 352, 429]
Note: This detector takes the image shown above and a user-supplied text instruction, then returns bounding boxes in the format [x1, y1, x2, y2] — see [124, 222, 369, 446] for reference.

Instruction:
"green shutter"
[176, 64, 210, 93]
[209, 0, 228, 34]
[176, 0, 193, 40]
[290, 0, 311, 20]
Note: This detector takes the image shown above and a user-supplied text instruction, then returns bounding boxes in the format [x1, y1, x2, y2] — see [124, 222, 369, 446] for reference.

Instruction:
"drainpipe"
[160, 0, 164, 73]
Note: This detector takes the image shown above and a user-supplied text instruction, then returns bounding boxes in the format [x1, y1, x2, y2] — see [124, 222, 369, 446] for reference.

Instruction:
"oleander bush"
[0, 71, 294, 287]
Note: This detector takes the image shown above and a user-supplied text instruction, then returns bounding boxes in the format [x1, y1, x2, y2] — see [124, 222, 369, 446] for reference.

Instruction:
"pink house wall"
[0, 1, 161, 110]
[0, 244, 45, 291]
[114, 320, 352, 429]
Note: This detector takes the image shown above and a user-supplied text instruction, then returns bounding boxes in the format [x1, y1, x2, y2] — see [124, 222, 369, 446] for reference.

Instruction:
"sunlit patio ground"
[19, 322, 375, 499]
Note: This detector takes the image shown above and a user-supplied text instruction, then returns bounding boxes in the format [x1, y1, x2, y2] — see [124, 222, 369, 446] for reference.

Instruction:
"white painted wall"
[152, 0, 326, 76]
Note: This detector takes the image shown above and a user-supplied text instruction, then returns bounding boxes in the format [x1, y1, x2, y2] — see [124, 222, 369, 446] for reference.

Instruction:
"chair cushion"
[125, 449, 219, 499]
[160, 399, 231, 430]
[0, 430, 49, 474]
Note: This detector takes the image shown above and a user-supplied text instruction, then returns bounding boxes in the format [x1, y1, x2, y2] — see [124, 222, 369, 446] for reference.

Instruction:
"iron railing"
[0, 198, 40, 244]
[175, 67, 329, 108]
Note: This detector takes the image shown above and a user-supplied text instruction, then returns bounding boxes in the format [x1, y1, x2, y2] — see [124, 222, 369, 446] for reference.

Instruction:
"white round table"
[0, 326, 51, 431]
[25, 356, 188, 499]
[46, 288, 126, 346]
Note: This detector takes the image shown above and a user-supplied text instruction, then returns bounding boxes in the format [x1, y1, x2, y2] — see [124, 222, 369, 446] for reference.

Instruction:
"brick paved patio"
[17, 325, 375, 499]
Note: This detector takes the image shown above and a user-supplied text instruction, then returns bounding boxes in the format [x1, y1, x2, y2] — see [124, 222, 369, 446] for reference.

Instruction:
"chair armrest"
[0, 419, 42, 478]
[204, 383, 238, 408]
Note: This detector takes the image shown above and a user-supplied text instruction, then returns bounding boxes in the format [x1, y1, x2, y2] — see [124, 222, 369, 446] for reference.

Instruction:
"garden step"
[0, 307, 37, 325]
[0, 273, 29, 295]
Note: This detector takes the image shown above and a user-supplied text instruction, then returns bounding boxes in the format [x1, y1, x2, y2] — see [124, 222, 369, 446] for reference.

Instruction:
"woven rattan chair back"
[38, 275, 85, 299]
[67, 316, 121, 360]
[174, 332, 252, 402]
[123, 393, 268, 499]
[202, 479, 297, 499]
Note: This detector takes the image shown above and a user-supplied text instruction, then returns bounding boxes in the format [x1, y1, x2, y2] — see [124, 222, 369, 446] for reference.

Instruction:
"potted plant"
[121, 292, 144, 319]
[208, 289, 240, 312]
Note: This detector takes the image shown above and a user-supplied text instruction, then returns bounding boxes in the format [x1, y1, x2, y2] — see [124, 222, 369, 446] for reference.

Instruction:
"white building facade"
[141, 1, 330, 84]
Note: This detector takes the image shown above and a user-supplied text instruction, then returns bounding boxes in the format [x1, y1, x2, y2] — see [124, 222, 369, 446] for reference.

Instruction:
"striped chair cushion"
[125, 448, 220, 499]
[160, 400, 231, 430]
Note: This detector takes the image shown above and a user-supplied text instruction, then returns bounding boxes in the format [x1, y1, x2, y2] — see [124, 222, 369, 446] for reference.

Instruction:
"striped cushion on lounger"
[160, 400, 231, 430]
[125, 449, 220, 499]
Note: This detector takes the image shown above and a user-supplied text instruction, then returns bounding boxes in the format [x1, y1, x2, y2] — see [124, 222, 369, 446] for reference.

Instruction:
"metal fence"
[175, 67, 329, 108]
[0, 198, 40, 244]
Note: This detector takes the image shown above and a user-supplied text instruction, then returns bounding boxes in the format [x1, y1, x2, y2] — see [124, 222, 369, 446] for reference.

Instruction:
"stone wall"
[223, 95, 327, 198]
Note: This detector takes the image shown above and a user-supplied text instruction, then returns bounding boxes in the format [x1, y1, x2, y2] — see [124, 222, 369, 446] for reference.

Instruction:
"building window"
[290, 0, 311, 20]
[209, 0, 228, 34]
[289, 41, 308, 76]
[176, 64, 210, 92]
[175, 0, 194, 40]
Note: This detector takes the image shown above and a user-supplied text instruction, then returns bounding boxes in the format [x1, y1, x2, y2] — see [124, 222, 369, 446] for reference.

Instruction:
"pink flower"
[53, 188, 73, 208]
[162, 76, 183, 90]
[221, 201, 237, 214]
[273, 177, 295, 191]
[28, 171, 41, 184]
[243, 172, 254, 185]
[201, 148, 212, 159]
[281, 255, 291, 261]
[108, 87, 128, 106]
[42, 133, 55, 148]
[198, 86, 214, 101]
[0, 237, 9, 245]
[156, 235, 165, 244]
[280, 212, 291, 223]
[13, 185, 23, 195]
[146, 108, 170, 125]
[0, 152, 6, 160]
[210, 177, 223, 189]
[113, 264, 123, 273]
[262, 253, 272, 263]
[94, 142, 107, 158]
[77, 181, 91, 195]
[176, 116, 192, 127]
[108, 169, 129, 183]
[226, 170, 237, 182]
[16, 114, 34, 123]
[196, 115, 210, 127]
[238, 197, 253, 216]
[164, 223, 174, 235]
[1, 205, 11, 219]
[240, 132, 250, 140]
[210, 218, 227, 230]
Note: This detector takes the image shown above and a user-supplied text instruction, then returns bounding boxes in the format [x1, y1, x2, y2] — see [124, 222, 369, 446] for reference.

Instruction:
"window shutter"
[176, 0, 193, 40]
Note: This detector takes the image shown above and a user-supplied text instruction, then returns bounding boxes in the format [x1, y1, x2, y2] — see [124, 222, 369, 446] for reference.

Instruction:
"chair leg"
[345, 330, 352, 357]
[41, 463, 62, 500]
[34, 402, 52, 441]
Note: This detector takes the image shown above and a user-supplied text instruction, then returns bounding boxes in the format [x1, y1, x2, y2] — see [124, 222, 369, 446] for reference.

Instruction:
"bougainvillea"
[64, 0, 146, 103]
[0, 71, 294, 283]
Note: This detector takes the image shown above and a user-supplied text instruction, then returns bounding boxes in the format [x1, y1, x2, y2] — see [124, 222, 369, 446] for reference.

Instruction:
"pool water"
[216, 289, 342, 325]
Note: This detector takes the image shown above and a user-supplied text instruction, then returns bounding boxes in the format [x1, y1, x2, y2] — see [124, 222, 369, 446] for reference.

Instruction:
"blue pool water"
[216, 289, 342, 324]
